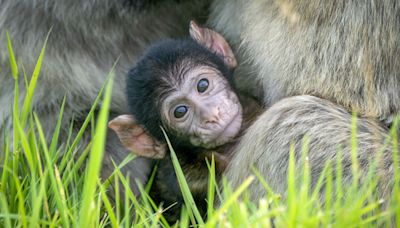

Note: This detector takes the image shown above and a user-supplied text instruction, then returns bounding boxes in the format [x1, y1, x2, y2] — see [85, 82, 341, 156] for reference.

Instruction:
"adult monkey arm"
[0, 0, 210, 196]
[226, 95, 396, 202]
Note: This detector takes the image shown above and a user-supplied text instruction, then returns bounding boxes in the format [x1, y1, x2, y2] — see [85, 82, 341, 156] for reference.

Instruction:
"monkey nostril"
[205, 117, 218, 124]
[209, 110, 221, 123]
[201, 106, 221, 125]
[203, 113, 219, 125]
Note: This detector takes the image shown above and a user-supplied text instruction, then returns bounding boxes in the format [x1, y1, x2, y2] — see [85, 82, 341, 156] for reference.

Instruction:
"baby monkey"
[109, 21, 261, 222]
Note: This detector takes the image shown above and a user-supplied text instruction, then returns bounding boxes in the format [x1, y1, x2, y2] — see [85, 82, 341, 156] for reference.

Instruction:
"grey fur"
[209, 0, 399, 203]
[0, 0, 210, 195]
[209, 0, 400, 121]
[227, 95, 395, 201]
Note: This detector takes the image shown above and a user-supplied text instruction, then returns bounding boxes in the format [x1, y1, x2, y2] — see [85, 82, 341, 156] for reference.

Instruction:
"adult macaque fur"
[0, 0, 210, 197]
[109, 21, 262, 221]
[209, 0, 400, 121]
[226, 95, 396, 203]
[209, 0, 400, 203]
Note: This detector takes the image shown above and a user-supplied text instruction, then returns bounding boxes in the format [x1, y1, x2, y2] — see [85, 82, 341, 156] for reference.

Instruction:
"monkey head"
[109, 21, 242, 158]
[159, 63, 242, 149]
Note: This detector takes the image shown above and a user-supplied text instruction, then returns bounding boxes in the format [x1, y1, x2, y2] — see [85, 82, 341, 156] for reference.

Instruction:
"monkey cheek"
[217, 112, 243, 143]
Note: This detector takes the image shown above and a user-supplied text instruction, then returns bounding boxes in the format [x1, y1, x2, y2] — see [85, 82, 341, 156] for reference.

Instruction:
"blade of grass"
[179, 206, 190, 228]
[323, 161, 333, 226]
[250, 199, 273, 227]
[101, 153, 136, 191]
[205, 176, 254, 227]
[334, 147, 344, 211]
[300, 136, 310, 204]
[161, 127, 204, 225]
[106, 162, 145, 224]
[128, 161, 171, 227]
[49, 96, 66, 158]
[145, 162, 157, 194]
[390, 117, 400, 226]
[12, 170, 27, 228]
[97, 179, 118, 228]
[20, 30, 51, 126]
[1, 134, 11, 193]
[78, 73, 114, 227]
[58, 79, 104, 172]
[14, 112, 36, 174]
[34, 114, 69, 227]
[10, 47, 20, 205]
[251, 166, 281, 207]
[0, 192, 12, 228]
[114, 171, 121, 222]
[30, 170, 48, 227]
[6, 33, 21, 214]
[287, 144, 297, 227]
[350, 113, 359, 186]
[6, 31, 18, 79]
[124, 176, 132, 228]
[206, 156, 216, 217]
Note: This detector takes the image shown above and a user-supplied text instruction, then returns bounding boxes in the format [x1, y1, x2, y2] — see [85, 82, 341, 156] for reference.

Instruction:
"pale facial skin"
[161, 66, 243, 149]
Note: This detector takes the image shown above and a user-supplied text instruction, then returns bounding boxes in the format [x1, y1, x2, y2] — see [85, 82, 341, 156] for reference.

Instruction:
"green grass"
[0, 35, 399, 227]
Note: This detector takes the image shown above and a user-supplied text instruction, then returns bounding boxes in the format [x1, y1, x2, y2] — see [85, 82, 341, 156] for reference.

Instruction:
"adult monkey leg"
[226, 96, 396, 202]
[209, 0, 400, 121]
[0, 0, 210, 196]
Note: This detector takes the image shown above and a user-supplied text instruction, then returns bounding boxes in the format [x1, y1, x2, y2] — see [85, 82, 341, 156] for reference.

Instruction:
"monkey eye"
[197, 78, 209, 93]
[174, 105, 188, 119]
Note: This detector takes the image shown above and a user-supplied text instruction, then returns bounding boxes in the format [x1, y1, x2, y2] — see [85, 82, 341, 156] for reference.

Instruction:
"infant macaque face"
[161, 65, 243, 149]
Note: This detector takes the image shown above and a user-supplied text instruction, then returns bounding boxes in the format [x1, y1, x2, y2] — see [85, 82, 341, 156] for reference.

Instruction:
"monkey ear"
[189, 20, 237, 69]
[108, 115, 167, 159]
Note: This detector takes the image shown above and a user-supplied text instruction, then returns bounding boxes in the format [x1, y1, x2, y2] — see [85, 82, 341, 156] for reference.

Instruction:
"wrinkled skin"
[161, 66, 243, 149]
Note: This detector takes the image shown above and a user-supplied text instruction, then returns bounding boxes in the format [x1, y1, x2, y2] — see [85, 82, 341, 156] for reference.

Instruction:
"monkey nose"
[205, 115, 218, 124]
[201, 106, 220, 124]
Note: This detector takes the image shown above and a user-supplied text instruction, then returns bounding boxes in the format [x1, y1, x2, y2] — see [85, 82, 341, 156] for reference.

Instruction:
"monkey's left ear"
[108, 115, 167, 159]
[189, 20, 237, 69]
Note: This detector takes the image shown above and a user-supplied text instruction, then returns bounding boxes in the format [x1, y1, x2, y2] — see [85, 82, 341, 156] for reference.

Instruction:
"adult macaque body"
[109, 22, 261, 221]
[0, 0, 210, 196]
[209, 0, 399, 202]
[210, 0, 400, 122]
[227, 95, 395, 203]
